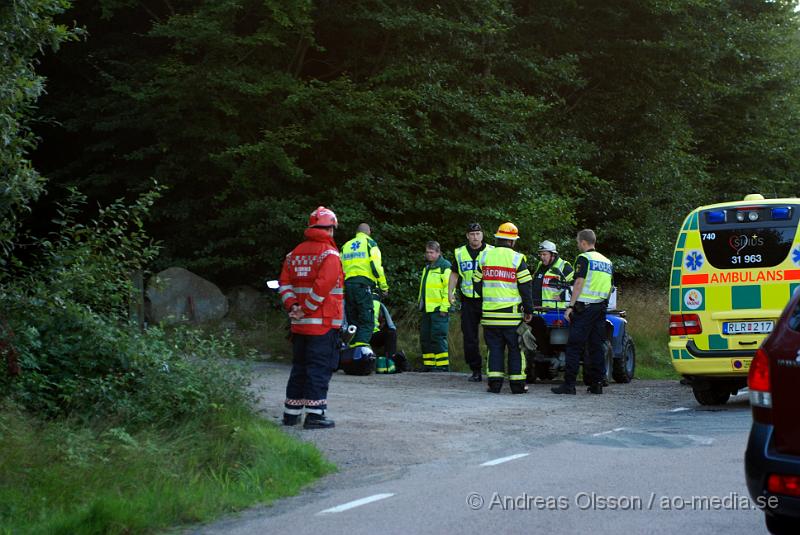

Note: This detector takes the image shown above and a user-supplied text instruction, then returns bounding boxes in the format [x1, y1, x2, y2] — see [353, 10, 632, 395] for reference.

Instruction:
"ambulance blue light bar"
[706, 210, 726, 223]
[771, 207, 791, 220]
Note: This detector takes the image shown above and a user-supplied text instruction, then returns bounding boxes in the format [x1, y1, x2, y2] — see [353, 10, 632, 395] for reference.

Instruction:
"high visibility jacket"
[278, 228, 344, 335]
[474, 246, 533, 326]
[536, 256, 573, 309]
[372, 297, 396, 333]
[341, 232, 389, 291]
[576, 250, 613, 303]
[418, 256, 452, 313]
[454, 244, 493, 298]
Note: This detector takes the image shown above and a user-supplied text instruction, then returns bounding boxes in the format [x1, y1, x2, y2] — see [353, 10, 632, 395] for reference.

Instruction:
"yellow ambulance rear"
[669, 194, 800, 405]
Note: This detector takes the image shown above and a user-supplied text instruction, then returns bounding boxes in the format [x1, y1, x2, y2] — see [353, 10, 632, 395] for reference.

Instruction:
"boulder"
[146, 267, 228, 325]
[226, 285, 270, 319]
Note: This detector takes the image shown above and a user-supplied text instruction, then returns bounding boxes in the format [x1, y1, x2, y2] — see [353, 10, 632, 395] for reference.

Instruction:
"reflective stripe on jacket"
[474, 247, 532, 326]
[341, 232, 389, 291]
[279, 228, 344, 335]
[454, 244, 492, 298]
[576, 251, 613, 303]
[539, 257, 572, 309]
[418, 256, 452, 313]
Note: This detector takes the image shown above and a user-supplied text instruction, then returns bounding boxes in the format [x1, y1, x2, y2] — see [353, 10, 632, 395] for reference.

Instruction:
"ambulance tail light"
[669, 314, 702, 335]
[749, 347, 772, 413]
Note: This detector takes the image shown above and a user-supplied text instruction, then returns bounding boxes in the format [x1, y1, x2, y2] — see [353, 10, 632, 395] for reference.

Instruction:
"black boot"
[304, 412, 335, 429]
[587, 382, 603, 394]
[282, 413, 301, 426]
[551, 383, 576, 395]
[282, 407, 303, 426]
[468, 370, 482, 382]
[487, 379, 502, 394]
[510, 381, 528, 394]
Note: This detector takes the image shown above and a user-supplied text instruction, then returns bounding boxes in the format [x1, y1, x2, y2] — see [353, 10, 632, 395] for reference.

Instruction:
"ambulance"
[669, 194, 800, 405]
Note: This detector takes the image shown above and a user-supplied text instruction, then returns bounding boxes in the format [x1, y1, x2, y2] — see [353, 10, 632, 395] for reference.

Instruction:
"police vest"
[341, 232, 389, 290]
[576, 251, 613, 303]
[475, 247, 532, 326]
[539, 257, 570, 309]
[454, 244, 492, 298]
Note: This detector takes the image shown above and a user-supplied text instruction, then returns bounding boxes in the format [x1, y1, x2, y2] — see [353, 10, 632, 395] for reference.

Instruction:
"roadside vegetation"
[0, 188, 333, 533]
[1, 5, 330, 532]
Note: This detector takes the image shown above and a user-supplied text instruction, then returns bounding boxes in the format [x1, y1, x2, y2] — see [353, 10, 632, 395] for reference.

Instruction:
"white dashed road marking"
[318, 493, 395, 514]
[670, 407, 691, 413]
[480, 453, 530, 466]
[592, 427, 627, 437]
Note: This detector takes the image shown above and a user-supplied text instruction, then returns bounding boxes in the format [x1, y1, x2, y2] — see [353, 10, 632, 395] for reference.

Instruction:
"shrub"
[1, 187, 253, 426]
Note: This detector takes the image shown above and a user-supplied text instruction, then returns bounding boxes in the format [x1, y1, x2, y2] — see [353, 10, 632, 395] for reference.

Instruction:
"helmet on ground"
[308, 206, 338, 228]
[538, 240, 557, 253]
[495, 222, 519, 241]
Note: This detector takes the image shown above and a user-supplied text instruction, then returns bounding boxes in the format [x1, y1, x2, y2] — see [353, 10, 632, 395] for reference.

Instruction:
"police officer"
[551, 229, 613, 395]
[448, 223, 492, 381]
[418, 241, 452, 371]
[474, 223, 534, 394]
[529, 240, 573, 356]
[341, 223, 389, 354]
[278, 206, 344, 428]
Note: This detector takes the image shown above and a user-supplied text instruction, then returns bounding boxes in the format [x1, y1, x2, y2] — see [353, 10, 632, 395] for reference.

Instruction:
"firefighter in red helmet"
[278, 206, 344, 429]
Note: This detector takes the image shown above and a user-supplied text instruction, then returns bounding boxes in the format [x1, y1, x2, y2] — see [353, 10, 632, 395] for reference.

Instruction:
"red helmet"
[308, 206, 338, 228]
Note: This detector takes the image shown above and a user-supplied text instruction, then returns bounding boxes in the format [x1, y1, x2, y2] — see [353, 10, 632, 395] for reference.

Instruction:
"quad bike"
[519, 288, 636, 384]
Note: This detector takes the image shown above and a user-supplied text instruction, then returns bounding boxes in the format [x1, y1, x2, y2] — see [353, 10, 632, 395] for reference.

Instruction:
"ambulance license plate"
[722, 321, 774, 335]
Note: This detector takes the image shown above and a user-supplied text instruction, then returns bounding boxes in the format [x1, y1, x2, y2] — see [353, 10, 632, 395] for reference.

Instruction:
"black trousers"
[528, 314, 551, 355]
[370, 327, 397, 359]
[460, 297, 482, 372]
[285, 329, 339, 411]
[484, 325, 524, 386]
[564, 304, 606, 386]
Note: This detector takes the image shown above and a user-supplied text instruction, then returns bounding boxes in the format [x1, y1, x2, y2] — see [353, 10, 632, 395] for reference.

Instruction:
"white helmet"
[538, 240, 557, 253]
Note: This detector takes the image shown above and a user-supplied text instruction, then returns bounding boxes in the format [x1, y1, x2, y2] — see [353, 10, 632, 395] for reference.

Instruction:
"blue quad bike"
[519, 300, 636, 385]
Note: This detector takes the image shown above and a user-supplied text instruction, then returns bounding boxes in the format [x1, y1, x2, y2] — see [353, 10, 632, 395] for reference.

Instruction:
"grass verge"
[0, 404, 334, 534]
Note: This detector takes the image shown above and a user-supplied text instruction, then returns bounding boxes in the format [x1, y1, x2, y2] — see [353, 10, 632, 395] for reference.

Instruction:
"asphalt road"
[195, 363, 765, 535]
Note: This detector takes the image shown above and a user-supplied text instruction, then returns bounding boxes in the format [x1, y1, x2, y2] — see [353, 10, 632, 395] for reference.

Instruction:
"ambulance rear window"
[697, 205, 800, 270]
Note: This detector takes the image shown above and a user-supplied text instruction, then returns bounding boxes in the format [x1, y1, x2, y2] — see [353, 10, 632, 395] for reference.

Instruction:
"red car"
[745, 288, 800, 534]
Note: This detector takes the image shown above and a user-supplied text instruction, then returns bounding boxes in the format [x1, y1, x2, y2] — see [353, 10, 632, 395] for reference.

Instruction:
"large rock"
[226, 285, 270, 319]
[146, 267, 228, 325]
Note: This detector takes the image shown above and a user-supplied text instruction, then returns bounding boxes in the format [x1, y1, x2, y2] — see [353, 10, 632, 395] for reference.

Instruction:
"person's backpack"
[375, 355, 396, 374]
[375, 351, 408, 374]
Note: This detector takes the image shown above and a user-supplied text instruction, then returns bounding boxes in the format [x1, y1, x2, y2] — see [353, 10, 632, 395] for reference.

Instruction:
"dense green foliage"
[1, 187, 255, 425]
[0, 0, 77, 257]
[1, 0, 254, 428]
[1, 4, 333, 532]
[32, 0, 800, 303]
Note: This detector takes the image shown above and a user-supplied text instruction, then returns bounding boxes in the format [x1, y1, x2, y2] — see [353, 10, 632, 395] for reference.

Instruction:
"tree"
[0, 0, 77, 261]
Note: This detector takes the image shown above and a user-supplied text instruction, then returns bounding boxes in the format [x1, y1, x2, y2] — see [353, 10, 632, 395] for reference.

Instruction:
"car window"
[789, 302, 800, 332]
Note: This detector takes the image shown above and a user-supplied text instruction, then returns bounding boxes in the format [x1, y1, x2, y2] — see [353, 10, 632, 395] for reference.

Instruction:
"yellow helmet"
[494, 222, 519, 241]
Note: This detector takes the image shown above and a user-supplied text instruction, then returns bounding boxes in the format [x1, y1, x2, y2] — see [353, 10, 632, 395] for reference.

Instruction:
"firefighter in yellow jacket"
[474, 223, 534, 393]
[418, 241, 452, 371]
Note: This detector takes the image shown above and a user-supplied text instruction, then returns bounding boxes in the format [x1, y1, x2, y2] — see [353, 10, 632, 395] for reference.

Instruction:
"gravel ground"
[250, 362, 698, 490]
